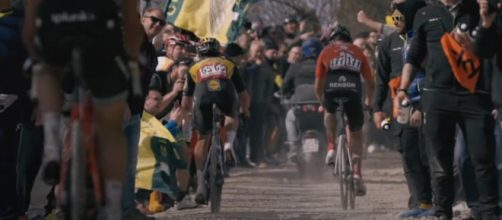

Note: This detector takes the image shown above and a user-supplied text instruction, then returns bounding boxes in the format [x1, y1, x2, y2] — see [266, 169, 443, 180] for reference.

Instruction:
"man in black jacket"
[0, 2, 29, 218]
[398, 0, 499, 219]
[475, 0, 502, 212]
[373, 1, 433, 218]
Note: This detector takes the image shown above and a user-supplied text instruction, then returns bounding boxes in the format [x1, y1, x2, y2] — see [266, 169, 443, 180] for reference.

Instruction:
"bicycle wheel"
[209, 104, 223, 213]
[336, 134, 348, 210]
[70, 120, 85, 220]
[346, 148, 356, 210]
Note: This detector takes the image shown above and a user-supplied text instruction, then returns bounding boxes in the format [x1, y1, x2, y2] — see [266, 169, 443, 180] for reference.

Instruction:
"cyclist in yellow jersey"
[181, 38, 250, 204]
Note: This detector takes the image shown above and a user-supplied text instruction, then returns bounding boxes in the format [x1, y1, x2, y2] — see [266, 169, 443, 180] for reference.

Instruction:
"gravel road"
[150, 151, 422, 220]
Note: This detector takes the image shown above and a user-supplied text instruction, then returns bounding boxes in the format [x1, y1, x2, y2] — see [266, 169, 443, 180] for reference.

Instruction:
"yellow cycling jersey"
[188, 57, 236, 83]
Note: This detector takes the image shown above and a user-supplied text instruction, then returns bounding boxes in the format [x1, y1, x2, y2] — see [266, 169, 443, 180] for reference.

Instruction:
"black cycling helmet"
[329, 25, 352, 43]
[197, 37, 220, 56]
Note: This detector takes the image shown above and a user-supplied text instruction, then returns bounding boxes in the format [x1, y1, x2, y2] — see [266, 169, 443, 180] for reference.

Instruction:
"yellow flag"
[136, 111, 177, 191]
[166, 0, 236, 44]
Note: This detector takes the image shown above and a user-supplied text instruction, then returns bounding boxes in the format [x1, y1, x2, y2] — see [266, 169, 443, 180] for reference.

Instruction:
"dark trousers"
[496, 120, 502, 209]
[398, 123, 433, 207]
[454, 121, 502, 214]
[248, 102, 267, 163]
[454, 127, 481, 214]
[0, 126, 20, 219]
[423, 91, 498, 218]
[235, 115, 248, 164]
[16, 123, 44, 216]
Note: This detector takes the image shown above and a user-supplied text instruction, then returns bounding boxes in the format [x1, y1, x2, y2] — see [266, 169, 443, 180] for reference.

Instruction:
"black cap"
[224, 43, 245, 58]
[263, 38, 279, 50]
[283, 16, 298, 24]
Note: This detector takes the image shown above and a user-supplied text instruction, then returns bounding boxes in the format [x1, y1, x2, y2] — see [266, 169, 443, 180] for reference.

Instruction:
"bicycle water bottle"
[397, 100, 411, 125]
[380, 117, 391, 131]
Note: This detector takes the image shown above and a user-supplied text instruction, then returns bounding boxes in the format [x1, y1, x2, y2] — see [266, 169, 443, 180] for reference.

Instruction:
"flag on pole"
[164, 0, 257, 44]
[136, 111, 185, 197]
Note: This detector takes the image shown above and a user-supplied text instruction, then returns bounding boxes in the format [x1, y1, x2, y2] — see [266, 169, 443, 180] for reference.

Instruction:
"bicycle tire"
[209, 104, 223, 213]
[336, 134, 348, 210]
[346, 147, 356, 210]
[70, 120, 85, 220]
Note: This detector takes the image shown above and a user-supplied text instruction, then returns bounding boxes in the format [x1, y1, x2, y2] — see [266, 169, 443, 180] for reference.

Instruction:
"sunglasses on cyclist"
[392, 15, 405, 22]
[147, 16, 166, 26]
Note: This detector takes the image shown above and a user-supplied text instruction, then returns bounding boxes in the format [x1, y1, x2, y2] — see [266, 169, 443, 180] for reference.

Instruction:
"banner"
[165, 0, 257, 44]
[136, 111, 184, 197]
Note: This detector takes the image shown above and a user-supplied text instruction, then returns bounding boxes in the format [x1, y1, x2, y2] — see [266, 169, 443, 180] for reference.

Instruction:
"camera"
[489, 0, 502, 13]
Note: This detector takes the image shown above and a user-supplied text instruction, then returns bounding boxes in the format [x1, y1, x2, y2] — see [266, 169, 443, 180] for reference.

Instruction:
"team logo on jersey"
[207, 79, 221, 91]
[329, 75, 357, 89]
[329, 51, 362, 72]
[199, 63, 227, 80]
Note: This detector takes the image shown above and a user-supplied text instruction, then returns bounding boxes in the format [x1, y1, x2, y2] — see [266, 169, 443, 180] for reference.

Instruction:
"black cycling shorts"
[36, 0, 128, 100]
[193, 79, 239, 135]
[323, 90, 364, 132]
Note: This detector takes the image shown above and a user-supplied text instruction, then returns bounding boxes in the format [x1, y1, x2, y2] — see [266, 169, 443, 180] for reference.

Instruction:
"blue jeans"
[122, 114, 141, 212]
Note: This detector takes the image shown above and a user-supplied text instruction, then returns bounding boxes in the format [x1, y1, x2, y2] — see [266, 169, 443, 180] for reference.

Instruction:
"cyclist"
[181, 37, 250, 204]
[315, 25, 375, 196]
[23, 0, 143, 219]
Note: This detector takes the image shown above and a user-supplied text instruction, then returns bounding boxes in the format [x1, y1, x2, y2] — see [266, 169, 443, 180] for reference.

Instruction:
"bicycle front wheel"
[336, 134, 348, 210]
[209, 104, 223, 213]
[346, 148, 356, 210]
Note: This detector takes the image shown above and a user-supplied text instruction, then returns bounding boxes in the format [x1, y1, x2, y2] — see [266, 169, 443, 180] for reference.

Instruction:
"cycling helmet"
[166, 33, 190, 47]
[329, 25, 352, 42]
[301, 37, 323, 59]
[197, 37, 220, 56]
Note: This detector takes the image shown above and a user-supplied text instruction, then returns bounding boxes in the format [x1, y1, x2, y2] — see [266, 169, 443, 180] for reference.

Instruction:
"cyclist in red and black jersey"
[315, 26, 375, 197]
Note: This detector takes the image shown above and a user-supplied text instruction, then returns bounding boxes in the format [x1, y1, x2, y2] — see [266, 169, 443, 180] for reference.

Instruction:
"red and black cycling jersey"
[315, 43, 372, 82]
[183, 56, 245, 97]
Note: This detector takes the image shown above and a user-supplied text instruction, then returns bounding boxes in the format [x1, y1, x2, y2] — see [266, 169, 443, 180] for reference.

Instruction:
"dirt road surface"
[151, 151, 420, 220]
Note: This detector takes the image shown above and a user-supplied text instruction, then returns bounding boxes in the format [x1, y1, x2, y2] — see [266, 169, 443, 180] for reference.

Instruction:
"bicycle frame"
[57, 47, 102, 220]
[201, 103, 225, 213]
[330, 98, 356, 210]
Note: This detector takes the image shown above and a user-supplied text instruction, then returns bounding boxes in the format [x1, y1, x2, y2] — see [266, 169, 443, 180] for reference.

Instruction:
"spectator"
[236, 32, 252, 52]
[0, 2, 29, 218]
[224, 43, 253, 167]
[357, 10, 398, 36]
[398, 0, 499, 218]
[281, 37, 322, 161]
[372, 1, 431, 218]
[121, 6, 166, 219]
[283, 16, 299, 47]
[367, 31, 379, 49]
[276, 45, 302, 78]
[474, 0, 502, 212]
[244, 41, 275, 167]
[146, 58, 199, 210]
[352, 33, 367, 49]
